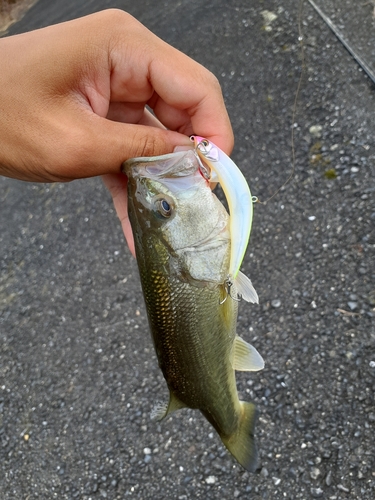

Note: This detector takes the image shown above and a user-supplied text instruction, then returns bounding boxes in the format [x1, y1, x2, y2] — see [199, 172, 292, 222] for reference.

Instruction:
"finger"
[54, 116, 192, 180]
[91, 118, 191, 172]
[148, 50, 234, 153]
[107, 13, 234, 154]
[107, 103, 166, 129]
[102, 173, 136, 258]
[149, 90, 234, 154]
[137, 108, 167, 129]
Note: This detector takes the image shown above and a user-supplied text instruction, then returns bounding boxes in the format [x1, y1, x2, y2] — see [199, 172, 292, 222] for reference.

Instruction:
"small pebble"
[310, 467, 321, 480]
[261, 10, 278, 24]
[288, 467, 298, 479]
[260, 467, 269, 478]
[325, 470, 333, 486]
[205, 476, 217, 485]
[347, 302, 358, 311]
[271, 299, 281, 308]
[337, 484, 350, 493]
[309, 125, 323, 138]
[310, 487, 324, 498]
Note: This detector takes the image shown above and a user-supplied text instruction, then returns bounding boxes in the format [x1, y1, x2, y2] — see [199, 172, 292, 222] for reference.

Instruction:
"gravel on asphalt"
[1, 1, 374, 499]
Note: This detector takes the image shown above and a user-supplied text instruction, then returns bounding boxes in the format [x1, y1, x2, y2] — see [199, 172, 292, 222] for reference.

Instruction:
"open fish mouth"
[123, 149, 197, 181]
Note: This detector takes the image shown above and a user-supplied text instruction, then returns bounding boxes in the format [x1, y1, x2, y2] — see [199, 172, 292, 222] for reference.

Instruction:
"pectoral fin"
[235, 271, 259, 304]
[232, 335, 264, 372]
[151, 391, 187, 421]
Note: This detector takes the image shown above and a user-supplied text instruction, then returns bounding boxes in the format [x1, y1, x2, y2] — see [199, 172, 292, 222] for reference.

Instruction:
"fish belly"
[141, 263, 240, 435]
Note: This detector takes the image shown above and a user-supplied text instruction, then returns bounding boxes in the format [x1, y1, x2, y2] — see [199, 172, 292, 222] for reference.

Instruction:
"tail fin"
[221, 402, 258, 472]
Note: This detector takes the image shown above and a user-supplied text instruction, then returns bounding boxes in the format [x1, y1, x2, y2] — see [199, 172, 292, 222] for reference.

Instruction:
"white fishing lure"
[190, 135, 254, 282]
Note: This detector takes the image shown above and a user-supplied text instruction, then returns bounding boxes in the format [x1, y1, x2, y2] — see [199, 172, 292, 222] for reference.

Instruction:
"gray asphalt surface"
[310, 0, 375, 81]
[1, 1, 375, 499]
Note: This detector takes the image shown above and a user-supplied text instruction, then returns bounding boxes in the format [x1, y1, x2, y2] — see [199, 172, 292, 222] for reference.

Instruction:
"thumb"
[64, 118, 192, 180]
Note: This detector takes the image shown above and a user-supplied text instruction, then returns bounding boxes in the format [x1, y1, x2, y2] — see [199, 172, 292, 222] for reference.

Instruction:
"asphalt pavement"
[1, 1, 374, 499]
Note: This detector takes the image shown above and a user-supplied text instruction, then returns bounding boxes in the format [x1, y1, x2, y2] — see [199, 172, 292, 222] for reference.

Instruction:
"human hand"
[0, 9, 233, 253]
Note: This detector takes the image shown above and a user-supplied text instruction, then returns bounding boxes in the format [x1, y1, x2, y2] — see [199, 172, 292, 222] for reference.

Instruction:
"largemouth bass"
[123, 149, 263, 472]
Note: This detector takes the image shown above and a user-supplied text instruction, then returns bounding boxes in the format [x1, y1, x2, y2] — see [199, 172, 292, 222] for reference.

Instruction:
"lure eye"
[157, 198, 172, 217]
[197, 139, 210, 153]
[189, 135, 209, 148]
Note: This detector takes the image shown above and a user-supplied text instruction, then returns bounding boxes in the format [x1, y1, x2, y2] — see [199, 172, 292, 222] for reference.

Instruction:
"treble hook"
[192, 140, 211, 181]
[219, 277, 242, 304]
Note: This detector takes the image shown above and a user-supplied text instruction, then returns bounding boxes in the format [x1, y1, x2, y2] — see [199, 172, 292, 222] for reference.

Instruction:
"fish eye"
[157, 198, 172, 217]
[161, 199, 170, 212]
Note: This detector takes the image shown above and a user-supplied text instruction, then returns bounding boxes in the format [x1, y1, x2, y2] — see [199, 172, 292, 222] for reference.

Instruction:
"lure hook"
[220, 277, 242, 305]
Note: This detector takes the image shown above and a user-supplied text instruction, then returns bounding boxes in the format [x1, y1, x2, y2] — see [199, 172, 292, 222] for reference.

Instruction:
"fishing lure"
[190, 135, 254, 282]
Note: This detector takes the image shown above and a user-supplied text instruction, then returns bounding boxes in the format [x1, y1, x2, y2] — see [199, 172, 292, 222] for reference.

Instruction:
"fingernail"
[173, 145, 194, 152]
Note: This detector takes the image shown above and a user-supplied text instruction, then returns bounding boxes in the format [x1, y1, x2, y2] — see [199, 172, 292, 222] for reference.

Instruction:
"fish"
[122, 149, 264, 472]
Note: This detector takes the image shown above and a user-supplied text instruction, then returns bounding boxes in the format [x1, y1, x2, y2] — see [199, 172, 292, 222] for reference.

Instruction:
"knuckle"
[97, 8, 134, 25]
[100, 9, 140, 34]
[132, 129, 166, 158]
[200, 67, 221, 89]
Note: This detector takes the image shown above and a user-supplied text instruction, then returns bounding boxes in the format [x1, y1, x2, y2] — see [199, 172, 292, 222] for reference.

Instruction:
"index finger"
[110, 14, 234, 154]
[148, 43, 234, 155]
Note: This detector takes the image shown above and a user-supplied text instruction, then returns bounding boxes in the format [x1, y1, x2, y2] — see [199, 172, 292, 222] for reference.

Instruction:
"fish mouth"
[123, 150, 197, 179]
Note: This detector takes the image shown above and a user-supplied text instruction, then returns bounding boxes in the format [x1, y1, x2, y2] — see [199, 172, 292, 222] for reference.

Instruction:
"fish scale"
[141, 255, 240, 427]
[123, 149, 262, 471]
